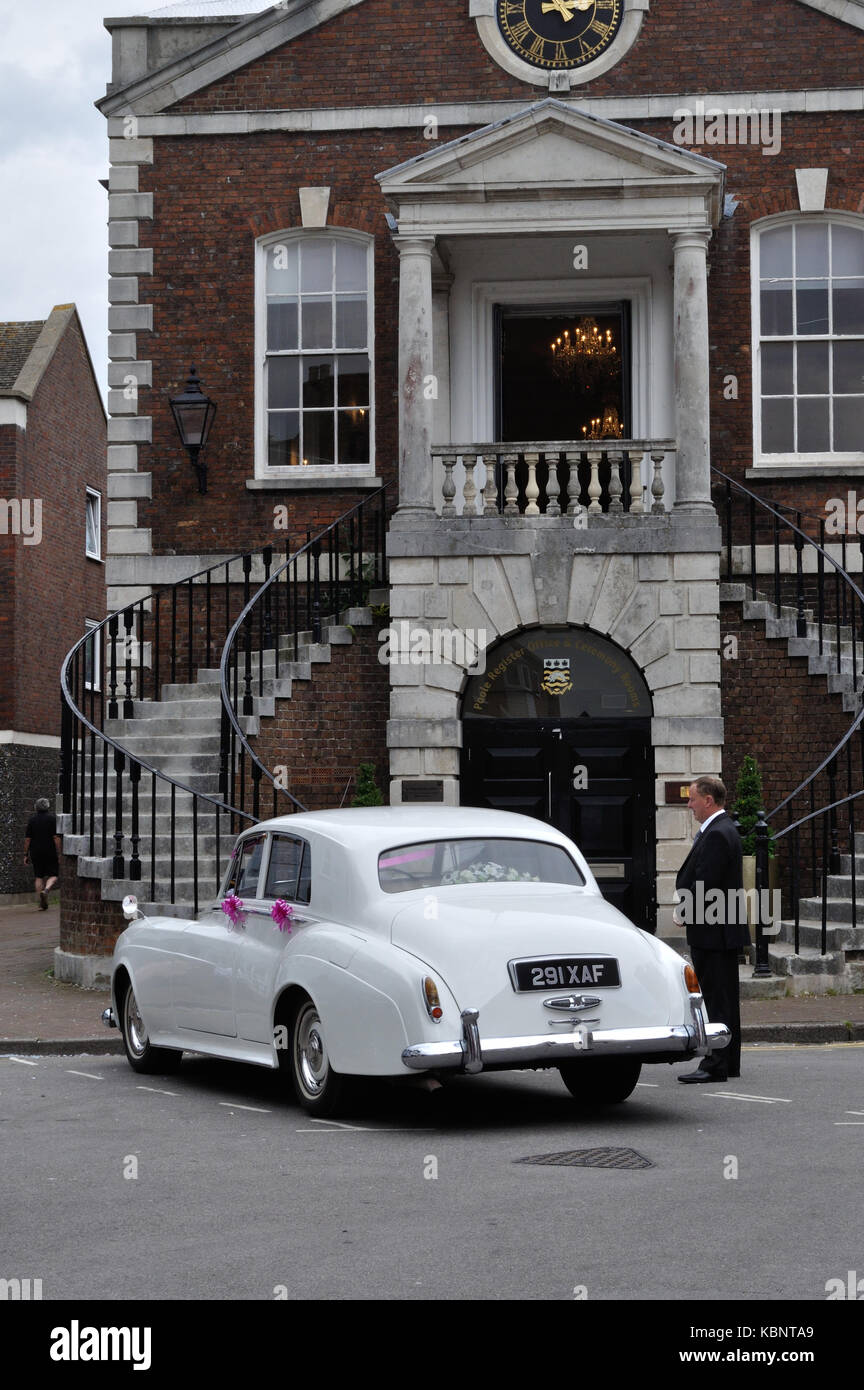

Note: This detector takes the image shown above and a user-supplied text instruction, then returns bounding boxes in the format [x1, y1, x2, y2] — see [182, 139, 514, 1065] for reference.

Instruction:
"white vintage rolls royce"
[103, 806, 729, 1115]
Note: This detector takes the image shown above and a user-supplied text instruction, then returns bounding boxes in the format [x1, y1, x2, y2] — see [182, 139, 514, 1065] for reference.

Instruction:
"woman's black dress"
[26, 809, 59, 878]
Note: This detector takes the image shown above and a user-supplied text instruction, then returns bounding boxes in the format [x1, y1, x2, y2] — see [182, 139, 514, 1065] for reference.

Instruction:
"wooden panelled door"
[461, 718, 656, 932]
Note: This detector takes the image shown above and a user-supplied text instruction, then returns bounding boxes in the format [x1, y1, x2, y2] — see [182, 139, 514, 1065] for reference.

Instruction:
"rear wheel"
[289, 998, 352, 1117]
[119, 980, 182, 1075]
[558, 1057, 642, 1106]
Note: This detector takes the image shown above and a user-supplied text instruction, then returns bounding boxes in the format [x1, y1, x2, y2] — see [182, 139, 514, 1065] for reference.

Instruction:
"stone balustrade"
[432, 440, 675, 519]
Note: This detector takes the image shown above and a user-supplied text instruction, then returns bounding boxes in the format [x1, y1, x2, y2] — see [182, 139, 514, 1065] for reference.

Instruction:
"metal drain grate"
[515, 1147, 654, 1169]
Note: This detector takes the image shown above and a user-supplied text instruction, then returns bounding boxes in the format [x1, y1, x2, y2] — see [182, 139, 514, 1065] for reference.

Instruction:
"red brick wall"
[59, 870, 128, 958]
[14, 318, 106, 735]
[247, 622, 389, 810]
[136, 132, 401, 551]
[168, 0, 864, 113]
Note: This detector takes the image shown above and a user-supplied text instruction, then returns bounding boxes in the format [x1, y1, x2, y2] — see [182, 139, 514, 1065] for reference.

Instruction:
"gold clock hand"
[540, 0, 577, 18]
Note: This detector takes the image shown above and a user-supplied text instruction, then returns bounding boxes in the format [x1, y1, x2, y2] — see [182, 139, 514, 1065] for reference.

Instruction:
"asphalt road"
[1, 1045, 862, 1302]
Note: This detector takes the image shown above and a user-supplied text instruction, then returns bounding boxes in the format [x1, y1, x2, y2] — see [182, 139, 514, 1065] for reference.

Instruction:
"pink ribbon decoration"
[271, 899, 295, 934]
[221, 893, 247, 930]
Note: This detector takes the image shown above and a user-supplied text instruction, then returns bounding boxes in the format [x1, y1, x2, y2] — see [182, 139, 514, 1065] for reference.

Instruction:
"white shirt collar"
[697, 809, 726, 835]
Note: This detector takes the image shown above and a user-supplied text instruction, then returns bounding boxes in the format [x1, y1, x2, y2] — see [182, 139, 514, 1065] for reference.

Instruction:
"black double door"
[461, 719, 656, 932]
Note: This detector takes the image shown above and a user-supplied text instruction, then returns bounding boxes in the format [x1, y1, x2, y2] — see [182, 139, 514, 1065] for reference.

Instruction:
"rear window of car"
[377, 838, 585, 893]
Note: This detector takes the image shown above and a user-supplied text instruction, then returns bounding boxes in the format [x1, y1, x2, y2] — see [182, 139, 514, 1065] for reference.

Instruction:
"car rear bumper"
[401, 1004, 731, 1073]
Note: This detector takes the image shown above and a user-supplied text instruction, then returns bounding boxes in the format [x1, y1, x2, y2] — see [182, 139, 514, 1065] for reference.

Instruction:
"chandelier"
[581, 406, 624, 441]
[549, 317, 618, 389]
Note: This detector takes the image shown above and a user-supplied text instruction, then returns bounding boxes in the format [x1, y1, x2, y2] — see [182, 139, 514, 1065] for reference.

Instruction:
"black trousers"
[690, 945, 741, 1078]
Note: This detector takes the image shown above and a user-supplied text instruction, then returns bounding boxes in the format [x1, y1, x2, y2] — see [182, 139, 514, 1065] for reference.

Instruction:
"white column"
[672, 229, 713, 514]
[394, 235, 436, 517]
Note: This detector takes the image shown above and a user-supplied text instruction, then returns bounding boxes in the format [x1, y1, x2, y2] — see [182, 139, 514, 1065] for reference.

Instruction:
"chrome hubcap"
[296, 1007, 328, 1096]
[125, 988, 148, 1057]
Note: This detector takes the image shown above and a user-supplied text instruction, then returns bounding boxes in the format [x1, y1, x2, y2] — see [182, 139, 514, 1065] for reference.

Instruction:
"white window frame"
[254, 228, 375, 481]
[85, 488, 101, 560]
[751, 211, 864, 468]
[84, 620, 101, 692]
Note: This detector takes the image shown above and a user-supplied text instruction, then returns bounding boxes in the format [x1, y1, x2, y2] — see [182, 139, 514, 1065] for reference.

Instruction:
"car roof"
[244, 805, 575, 853]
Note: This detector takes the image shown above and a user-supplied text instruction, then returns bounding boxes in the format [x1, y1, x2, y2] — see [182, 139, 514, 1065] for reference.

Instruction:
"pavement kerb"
[3, 1023, 864, 1056]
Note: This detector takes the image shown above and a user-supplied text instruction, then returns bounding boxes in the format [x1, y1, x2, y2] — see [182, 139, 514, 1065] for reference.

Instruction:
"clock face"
[496, 0, 623, 71]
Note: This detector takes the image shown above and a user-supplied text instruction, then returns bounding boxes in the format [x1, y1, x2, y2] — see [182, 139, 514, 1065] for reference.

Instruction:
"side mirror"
[122, 894, 139, 922]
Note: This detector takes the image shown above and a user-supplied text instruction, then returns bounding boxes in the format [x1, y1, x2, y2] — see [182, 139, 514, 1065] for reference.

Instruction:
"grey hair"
[35, 797, 51, 812]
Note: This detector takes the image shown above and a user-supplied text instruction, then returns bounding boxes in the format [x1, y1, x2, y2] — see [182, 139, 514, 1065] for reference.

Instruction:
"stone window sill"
[246, 475, 384, 492]
[746, 464, 864, 479]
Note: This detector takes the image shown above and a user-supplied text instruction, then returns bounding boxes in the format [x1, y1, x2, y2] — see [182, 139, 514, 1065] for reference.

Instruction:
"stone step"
[105, 716, 221, 738]
[133, 696, 222, 718]
[63, 831, 226, 859]
[102, 744, 223, 764]
[777, 917, 864, 951]
[767, 939, 847, 976]
[78, 864, 224, 902]
[162, 680, 222, 700]
[797, 895, 864, 923]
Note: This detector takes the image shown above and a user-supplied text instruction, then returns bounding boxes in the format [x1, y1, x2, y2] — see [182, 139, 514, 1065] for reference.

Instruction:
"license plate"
[509, 957, 621, 991]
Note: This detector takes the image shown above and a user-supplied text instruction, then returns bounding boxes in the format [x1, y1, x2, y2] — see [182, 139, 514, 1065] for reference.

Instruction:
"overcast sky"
[0, 0, 248, 397]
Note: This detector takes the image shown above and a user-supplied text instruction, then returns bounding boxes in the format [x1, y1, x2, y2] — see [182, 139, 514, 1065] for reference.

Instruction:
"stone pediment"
[377, 100, 726, 229]
[379, 100, 725, 196]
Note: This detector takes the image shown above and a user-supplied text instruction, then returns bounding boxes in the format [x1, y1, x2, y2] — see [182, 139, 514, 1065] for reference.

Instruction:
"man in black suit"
[674, 776, 748, 1084]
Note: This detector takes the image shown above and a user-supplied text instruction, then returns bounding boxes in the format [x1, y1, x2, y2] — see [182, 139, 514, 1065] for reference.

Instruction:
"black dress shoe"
[678, 1068, 728, 1084]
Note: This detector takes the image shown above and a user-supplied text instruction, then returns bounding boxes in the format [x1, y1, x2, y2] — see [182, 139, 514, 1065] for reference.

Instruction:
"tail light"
[423, 976, 444, 1022]
[684, 963, 701, 994]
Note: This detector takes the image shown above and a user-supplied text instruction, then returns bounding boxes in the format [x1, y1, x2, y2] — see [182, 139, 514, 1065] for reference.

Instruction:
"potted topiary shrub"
[732, 754, 778, 938]
[350, 763, 385, 807]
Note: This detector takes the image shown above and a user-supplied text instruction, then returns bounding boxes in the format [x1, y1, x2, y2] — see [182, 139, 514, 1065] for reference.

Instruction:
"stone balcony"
[432, 439, 676, 519]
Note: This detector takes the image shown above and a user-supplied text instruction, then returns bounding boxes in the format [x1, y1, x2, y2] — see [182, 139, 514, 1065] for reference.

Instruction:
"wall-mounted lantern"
[169, 365, 217, 494]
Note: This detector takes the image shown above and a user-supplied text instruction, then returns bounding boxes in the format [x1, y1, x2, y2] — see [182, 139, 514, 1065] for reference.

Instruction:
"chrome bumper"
[101, 1007, 117, 1030]
[401, 1006, 731, 1073]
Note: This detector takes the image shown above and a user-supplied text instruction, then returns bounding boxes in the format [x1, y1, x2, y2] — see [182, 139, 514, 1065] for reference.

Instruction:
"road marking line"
[5, 1057, 38, 1066]
[708, 1091, 791, 1104]
[305, 1117, 372, 1131]
[295, 1127, 435, 1134]
[835, 1122, 864, 1125]
[136, 1085, 178, 1097]
[636, 1082, 659, 1087]
[67, 1070, 104, 1081]
[845, 1110, 864, 1116]
[217, 1101, 271, 1114]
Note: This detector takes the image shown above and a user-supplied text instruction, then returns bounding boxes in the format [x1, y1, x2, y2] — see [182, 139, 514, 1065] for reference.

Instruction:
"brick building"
[0, 306, 107, 899]
[56, 0, 864, 978]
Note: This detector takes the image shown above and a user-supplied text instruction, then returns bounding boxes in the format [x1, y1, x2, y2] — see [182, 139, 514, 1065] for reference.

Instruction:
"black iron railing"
[218, 486, 390, 821]
[59, 531, 349, 909]
[716, 468, 864, 967]
[61, 623, 254, 915]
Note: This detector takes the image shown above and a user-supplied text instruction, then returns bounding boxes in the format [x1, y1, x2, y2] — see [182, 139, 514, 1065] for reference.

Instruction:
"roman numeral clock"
[472, 0, 646, 88]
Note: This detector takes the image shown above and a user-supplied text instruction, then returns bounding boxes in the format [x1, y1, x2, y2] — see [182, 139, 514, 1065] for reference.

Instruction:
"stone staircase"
[58, 601, 379, 919]
[722, 582, 864, 994]
[722, 583, 864, 715]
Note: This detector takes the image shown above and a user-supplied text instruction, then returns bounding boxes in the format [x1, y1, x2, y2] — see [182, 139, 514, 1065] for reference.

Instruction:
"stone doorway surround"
[385, 524, 721, 941]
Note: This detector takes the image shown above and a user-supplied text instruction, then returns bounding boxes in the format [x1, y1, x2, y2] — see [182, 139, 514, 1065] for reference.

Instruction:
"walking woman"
[23, 797, 60, 910]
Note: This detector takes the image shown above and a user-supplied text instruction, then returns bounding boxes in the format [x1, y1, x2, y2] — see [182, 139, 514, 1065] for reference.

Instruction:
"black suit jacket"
[675, 811, 749, 951]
